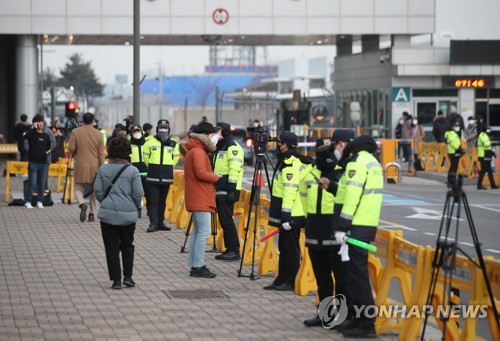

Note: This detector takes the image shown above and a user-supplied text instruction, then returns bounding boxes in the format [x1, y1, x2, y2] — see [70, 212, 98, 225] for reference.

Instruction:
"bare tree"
[185, 76, 220, 109]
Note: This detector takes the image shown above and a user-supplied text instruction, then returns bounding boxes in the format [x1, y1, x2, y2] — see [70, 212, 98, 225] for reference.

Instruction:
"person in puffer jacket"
[94, 137, 143, 290]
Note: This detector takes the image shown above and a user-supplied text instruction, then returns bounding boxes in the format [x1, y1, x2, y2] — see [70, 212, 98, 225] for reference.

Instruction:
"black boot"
[303, 315, 322, 327]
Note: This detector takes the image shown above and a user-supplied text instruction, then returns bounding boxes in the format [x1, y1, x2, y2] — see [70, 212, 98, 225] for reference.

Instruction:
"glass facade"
[335, 89, 390, 137]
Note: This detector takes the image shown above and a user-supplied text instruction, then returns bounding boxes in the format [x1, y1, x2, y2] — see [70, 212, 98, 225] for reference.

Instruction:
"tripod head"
[447, 173, 464, 197]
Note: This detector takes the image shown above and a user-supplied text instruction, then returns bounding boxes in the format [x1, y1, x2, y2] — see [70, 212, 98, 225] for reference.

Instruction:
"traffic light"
[65, 101, 78, 117]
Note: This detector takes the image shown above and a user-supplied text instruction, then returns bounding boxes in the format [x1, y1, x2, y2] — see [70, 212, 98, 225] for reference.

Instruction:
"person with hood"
[184, 122, 222, 278]
[323, 135, 383, 338]
[212, 122, 244, 262]
[129, 124, 149, 213]
[143, 119, 180, 232]
[464, 116, 478, 148]
[445, 121, 464, 186]
[302, 129, 354, 328]
[477, 126, 498, 190]
[432, 110, 449, 143]
[14, 114, 31, 161]
[263, 131, 311, 291]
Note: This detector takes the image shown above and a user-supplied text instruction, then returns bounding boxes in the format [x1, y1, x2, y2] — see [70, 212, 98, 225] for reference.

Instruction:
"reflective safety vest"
[445, 130, 461, 154]
[268, 155, 306, 227]
[213, 139, 244, 194]
[300, 166, 337, 249]
[99, 129, 107, 146]
[143, 137, 180, 184]
[339, 151, 383, 231]
[130, 141, 147, 174]
[477, 132, 492, 158]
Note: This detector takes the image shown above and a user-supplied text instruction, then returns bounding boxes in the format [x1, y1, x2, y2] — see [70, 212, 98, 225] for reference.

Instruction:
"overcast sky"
[42, 45, 336, 85]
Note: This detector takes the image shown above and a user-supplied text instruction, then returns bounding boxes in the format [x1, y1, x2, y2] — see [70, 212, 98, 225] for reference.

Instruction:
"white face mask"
[453, 127, 460, 132]
[210, 134, 219, 145]
[399, 120, 404, 124]
[486, 129, 491, 134]
[132, 132, 142, 139]
[158, 129, 168, 133]
[412, 119, 418, 125]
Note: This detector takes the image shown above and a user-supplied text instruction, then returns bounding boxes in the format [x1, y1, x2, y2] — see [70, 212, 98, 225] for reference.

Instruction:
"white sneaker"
[25, 202, 33, 209]
[37, 202, 44, 209]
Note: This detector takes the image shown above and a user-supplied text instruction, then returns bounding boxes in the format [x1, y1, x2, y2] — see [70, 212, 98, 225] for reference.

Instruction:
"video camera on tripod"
[247, 126, 272, 154]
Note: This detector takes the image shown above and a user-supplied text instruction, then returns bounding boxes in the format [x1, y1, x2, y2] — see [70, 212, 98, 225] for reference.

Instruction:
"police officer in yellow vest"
[264, 131, 311, 291]
[445, 121, 464, 186]
[129, 124, 149, 213]
[302, 129, 355, 328]
[93, 118, 107, 146]
[329, 135, 383, 338]
[143, 119, 180, 233]
[477, 125, 498, 190]
[212, 122, 244, 261]
[142, 123, 154, 142]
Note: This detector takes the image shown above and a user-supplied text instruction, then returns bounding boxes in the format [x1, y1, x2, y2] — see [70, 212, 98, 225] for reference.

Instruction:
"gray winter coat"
[94, 161, 144, 226]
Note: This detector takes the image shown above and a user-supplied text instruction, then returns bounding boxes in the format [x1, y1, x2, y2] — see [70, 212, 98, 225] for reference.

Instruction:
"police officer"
[477, 126, 498, 190]
[445, 121, 464, 186]
[332, 135, 383, 338]
[93, 118, 107, 145]
[302, 130, 354, 328]
[129, 124, 149, 214]
[143, 119, 180, 232]
[143, 123, 154, 141]
[212, 122, 244, 261]
[264, 131, 310, 291]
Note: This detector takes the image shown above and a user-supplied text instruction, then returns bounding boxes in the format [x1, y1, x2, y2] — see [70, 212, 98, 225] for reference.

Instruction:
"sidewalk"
[0, 175, 403, 341]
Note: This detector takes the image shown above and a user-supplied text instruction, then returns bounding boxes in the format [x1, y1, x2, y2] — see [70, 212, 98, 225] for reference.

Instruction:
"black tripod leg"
[249, 207, 261, 281]
[208, 212, 217, 252]
[180, 213, 193, 253]
[461, 192, 500, 333]
[238, 195, 254, 276]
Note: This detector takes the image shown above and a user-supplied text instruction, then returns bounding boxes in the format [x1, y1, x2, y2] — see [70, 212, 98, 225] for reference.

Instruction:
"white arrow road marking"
[405, 207, 463, 221]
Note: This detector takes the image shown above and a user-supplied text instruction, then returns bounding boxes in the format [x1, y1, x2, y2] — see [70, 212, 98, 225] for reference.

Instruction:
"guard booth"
[276, 90, 312, 132]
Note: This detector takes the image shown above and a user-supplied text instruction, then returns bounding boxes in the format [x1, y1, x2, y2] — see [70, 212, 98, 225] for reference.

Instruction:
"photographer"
[264, 131, 310, 291]
[212, 122, 244, 262]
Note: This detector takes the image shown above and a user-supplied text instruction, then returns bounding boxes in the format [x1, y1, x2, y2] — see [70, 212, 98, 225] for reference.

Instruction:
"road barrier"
[4, 161, 68, 203]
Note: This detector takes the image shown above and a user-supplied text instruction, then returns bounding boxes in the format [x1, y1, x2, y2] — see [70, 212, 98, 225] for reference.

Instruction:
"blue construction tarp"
[140, 75, 262, 106]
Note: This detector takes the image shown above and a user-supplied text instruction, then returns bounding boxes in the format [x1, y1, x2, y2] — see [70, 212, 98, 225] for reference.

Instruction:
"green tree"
[58, 53, 104, 101]
[41, 66, 59, 90]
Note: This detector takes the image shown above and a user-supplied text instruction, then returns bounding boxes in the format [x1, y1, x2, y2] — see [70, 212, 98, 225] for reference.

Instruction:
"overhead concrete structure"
[1, 0, 500, 141]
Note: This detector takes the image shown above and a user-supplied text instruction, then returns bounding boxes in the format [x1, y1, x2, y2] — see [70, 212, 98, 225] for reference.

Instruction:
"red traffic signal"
[65, 101, 78, 117]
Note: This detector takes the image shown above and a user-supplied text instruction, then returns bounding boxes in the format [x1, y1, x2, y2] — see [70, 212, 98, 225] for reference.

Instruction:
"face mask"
[210, 134, 219, 145]
[157, 130, 169, 141]
[132, 132, 142, 139]
[486, 129, 491, 134]
[453, 127, 460, 132]
[412, 120, 418, 125]
[254, 122, 259, 127]
[399, 120, 404, 124]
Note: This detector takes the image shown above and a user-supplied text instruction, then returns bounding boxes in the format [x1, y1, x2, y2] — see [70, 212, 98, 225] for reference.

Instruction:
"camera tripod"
[237, 150, 273, 280]
[180, 212, 218, 253]
[420, 175, 500, 340]
[62, 153, 73, 204]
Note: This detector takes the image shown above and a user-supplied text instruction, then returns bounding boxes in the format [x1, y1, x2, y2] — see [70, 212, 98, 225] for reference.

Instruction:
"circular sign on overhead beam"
[213, 8, 229, 25]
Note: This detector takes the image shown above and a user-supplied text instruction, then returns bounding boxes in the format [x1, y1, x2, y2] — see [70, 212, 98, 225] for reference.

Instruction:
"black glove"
[226, 190, 236, 203]
[455, 147, 464, 156]
[137, 208, 142, 219]
[492, 151, 497, 158]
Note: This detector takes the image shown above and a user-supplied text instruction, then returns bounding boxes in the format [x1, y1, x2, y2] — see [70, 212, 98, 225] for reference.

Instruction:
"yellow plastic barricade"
[369, 228, 404, 295]
[437, 143, 450, 173]
[257, 199, 279, 276]
[375, 237, 427, 335]
[294, 230, 318, 296]
[48, 163, 68, 193]
[166, 171, 184, 226]
[420, 142, 439, 172]
[379, 139, 400, 183]
[237, 189, 252, 240]
[404, 248, 483, 341]
[240, 197, 269, 266]
[480, 258, 500, 341]
[4, 161, 28, 202]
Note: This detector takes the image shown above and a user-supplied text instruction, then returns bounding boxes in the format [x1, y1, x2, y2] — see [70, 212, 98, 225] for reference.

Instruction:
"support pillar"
[362, 35, 379, 52]
[16, 35, 38, 120]
[337, 35, 352, 56]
